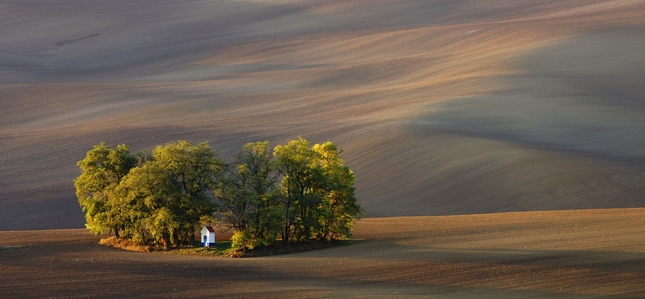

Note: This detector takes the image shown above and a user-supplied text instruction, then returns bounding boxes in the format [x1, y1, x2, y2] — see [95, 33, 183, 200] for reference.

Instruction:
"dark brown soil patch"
[229, 240, 358, 258]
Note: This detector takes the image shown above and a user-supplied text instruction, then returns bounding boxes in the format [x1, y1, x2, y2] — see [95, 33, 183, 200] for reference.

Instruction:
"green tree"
[312, 142, 363, 240]
[81, 140, 223, 249]
[274, 137, 321, 243]
[143, 140, 222, 248]
[216, 141, 283, 249]
[74, 143, 136, 237]
[76, 138, 361, 252]
[271, 138, 363, 244]
[114, 162, 167, 244]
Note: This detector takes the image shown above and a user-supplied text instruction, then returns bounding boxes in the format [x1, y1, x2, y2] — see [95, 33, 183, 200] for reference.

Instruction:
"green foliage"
[231, 230, 255, 250]
[75, 141, 222, 249]
[217, 141, 283, 249]
[274, 137, 324, 242]
[225, 137, 364, 249]
[74, 143, 136, 237]
[312, 142, 363, 240]
[146, 141, 222, 247]
[75, 138, 363, 252]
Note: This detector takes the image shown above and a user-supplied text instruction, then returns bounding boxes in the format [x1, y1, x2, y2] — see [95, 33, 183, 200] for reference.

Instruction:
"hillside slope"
[1, 0, 645, 229]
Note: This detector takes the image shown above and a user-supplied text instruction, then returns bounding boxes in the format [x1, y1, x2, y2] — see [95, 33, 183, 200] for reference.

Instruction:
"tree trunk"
[189, 233, 195, 247]
[113, 225, 120, 239]
[162, 236, 170, 250]
[162, 230, 171, 250]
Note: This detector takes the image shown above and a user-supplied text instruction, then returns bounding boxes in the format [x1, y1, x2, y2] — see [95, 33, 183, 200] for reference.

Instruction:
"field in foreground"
[2, 208, 644, 298]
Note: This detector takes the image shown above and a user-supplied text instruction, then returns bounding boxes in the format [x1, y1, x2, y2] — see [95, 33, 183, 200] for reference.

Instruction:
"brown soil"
[1, 208, 644, 298]
[229, 240, 356, 258]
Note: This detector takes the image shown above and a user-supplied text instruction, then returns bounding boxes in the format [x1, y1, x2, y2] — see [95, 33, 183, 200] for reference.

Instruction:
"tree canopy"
[273, 138, 363, 245]
[74, 142, 136, 238]
[75, 138, 363, 251]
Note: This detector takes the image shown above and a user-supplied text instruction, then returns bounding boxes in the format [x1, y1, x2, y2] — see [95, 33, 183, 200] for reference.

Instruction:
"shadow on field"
[4, 238, 638, 298]
[2, 216, 645, 298]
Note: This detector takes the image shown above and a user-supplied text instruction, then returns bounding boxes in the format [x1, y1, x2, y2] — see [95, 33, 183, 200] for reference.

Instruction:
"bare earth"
[1, 209, 645, 298]
[1, 0, 645, 297]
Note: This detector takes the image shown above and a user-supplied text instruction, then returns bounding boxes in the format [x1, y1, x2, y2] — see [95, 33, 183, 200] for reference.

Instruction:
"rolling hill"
[1, 0, 645, 230]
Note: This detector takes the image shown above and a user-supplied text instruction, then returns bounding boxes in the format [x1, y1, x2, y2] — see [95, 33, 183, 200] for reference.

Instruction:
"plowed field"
[2, 209, 645, 298]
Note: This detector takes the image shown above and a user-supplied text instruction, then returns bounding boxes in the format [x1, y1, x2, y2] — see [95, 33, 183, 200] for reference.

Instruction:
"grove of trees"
[75, 138, 363, 250]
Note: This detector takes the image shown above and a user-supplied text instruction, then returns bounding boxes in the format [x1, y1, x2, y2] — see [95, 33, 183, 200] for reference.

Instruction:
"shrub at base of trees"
[75, 138, 364, 252]
[99, 237, 152, 253]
